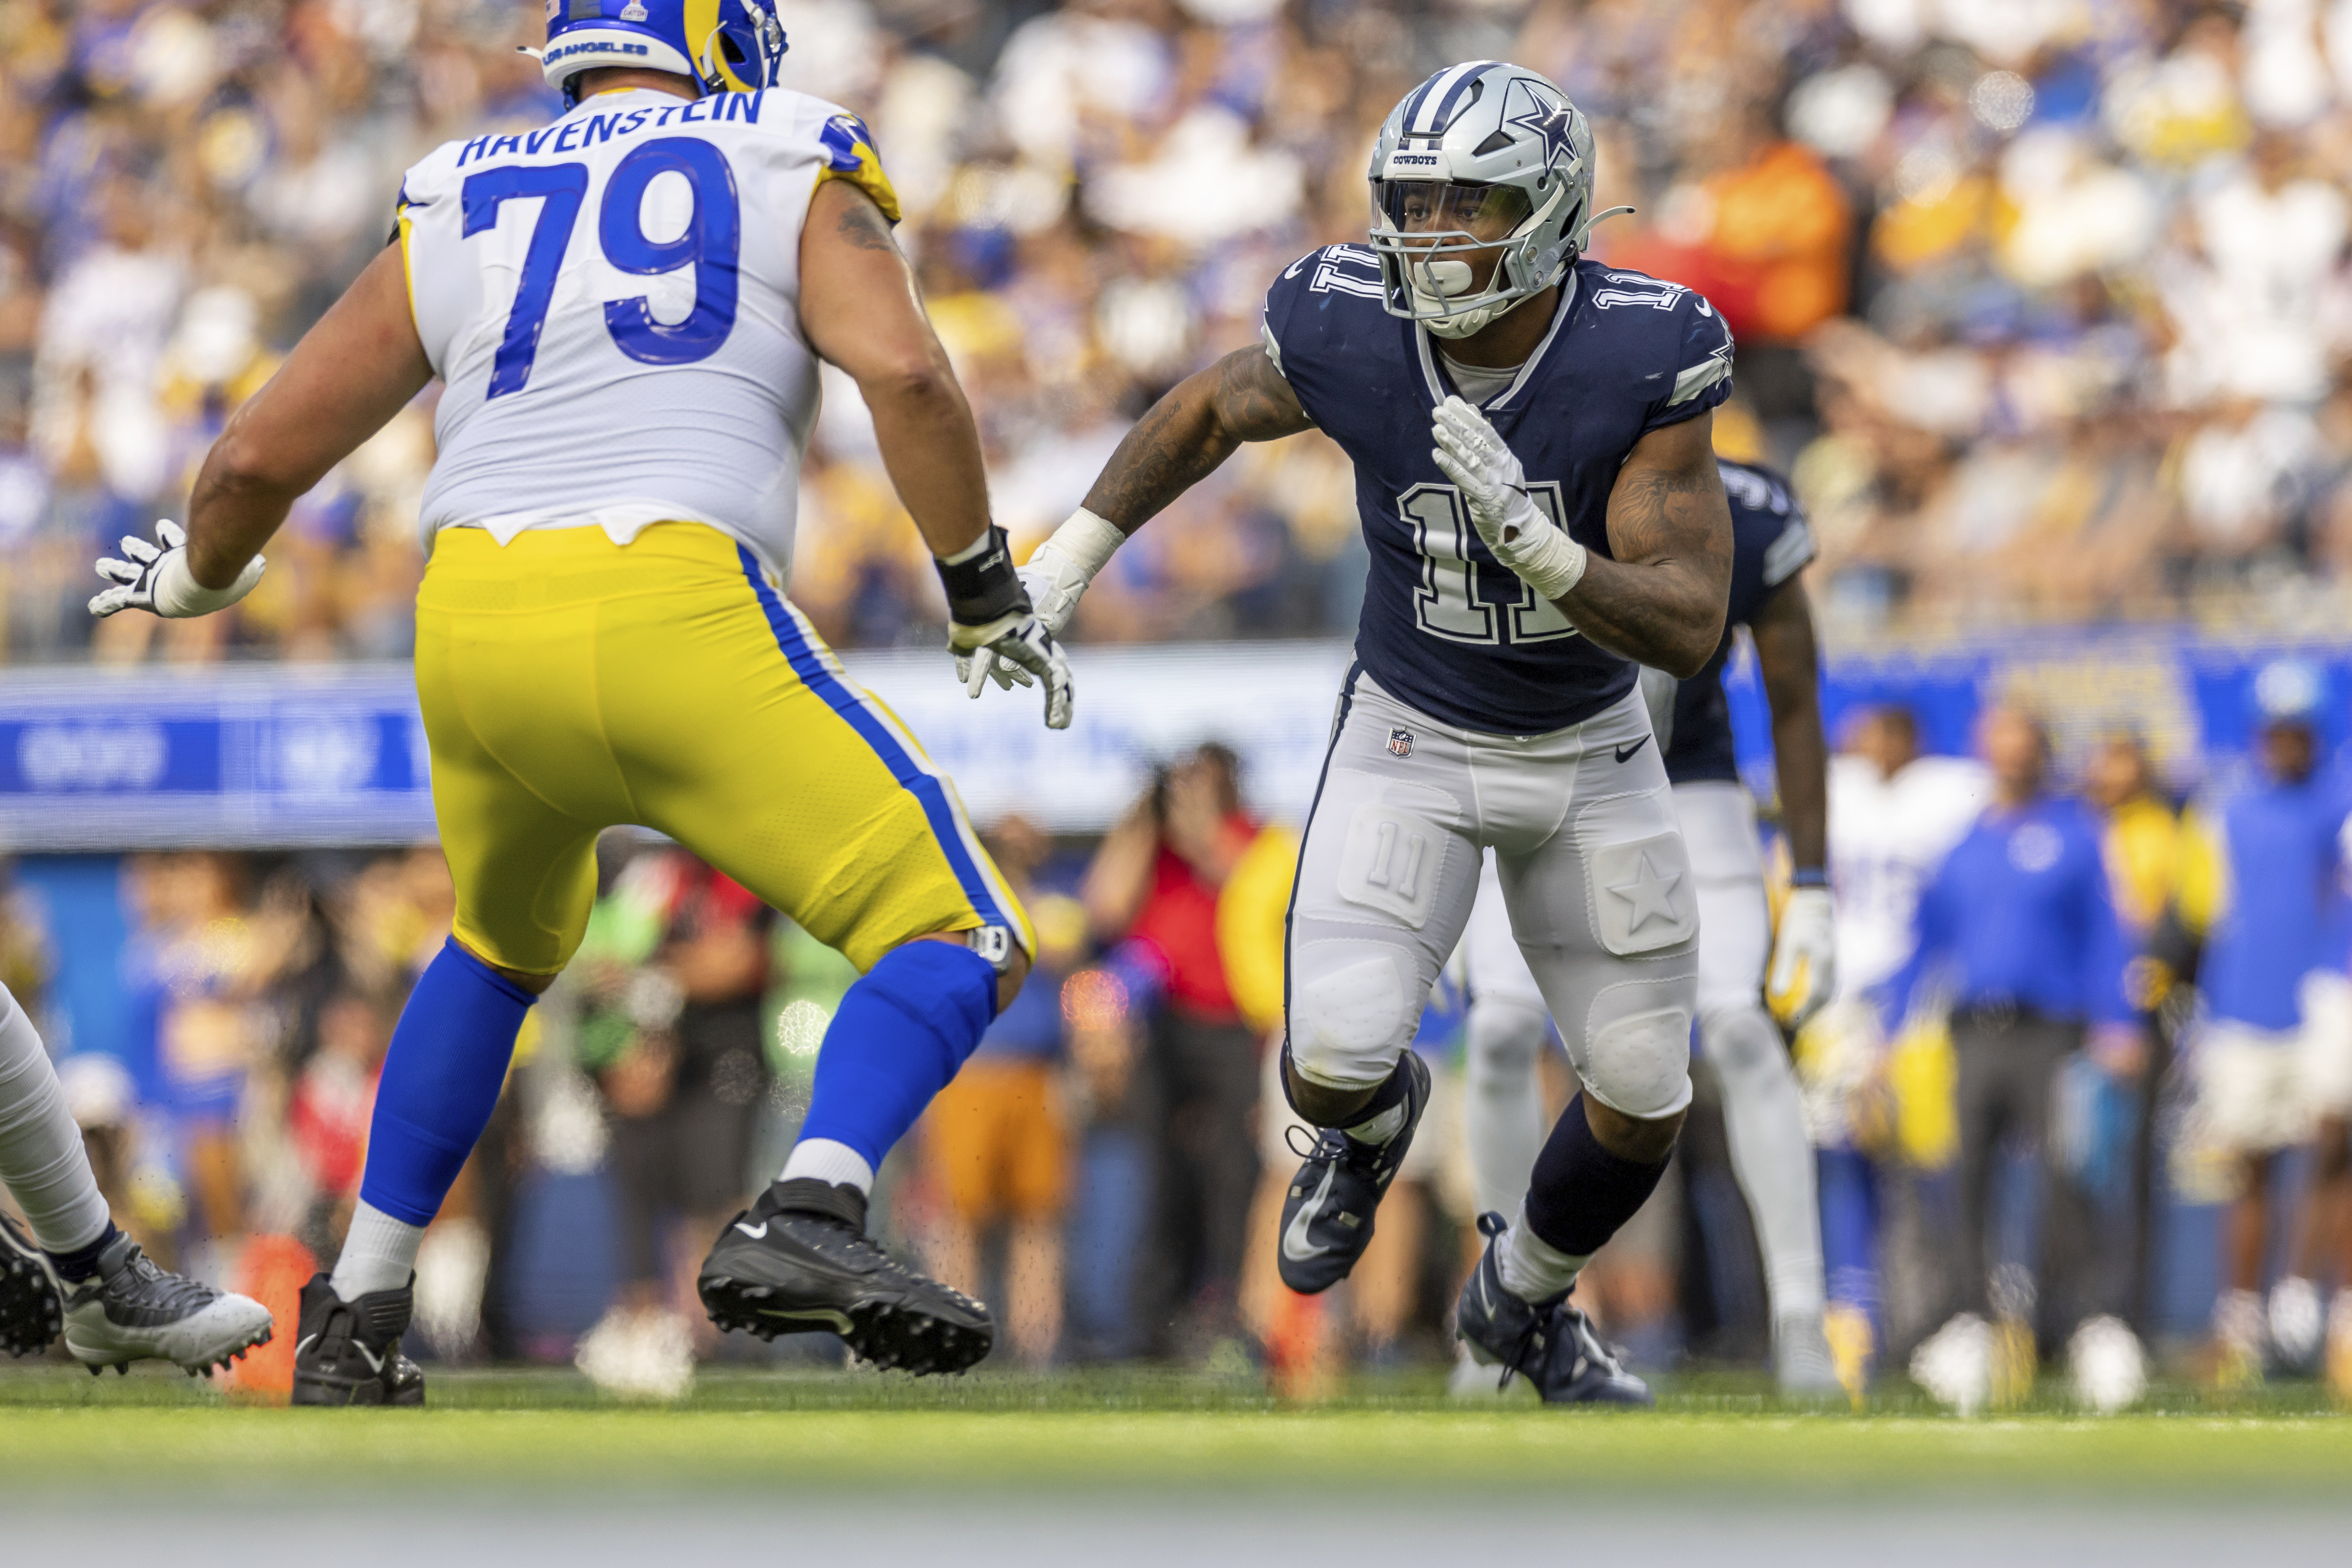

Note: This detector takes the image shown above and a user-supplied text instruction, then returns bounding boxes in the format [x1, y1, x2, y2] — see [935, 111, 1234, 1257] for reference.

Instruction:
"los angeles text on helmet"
[454, 91, 768, 169]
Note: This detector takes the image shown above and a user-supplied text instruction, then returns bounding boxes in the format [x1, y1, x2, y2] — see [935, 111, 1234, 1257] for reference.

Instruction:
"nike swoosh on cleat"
[1280, 1166, 1337, 1262]
[1613, 735, 1651, 764]
[734, 1221, 769, 1240]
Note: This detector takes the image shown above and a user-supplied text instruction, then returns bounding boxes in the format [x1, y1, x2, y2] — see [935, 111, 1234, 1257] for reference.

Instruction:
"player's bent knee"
[1289, 941, 1419, 1090]
[1700, 1001, 1789, 1083]
[1578, 988, 1694, 1121]
[1466, 998, 1547, 1085]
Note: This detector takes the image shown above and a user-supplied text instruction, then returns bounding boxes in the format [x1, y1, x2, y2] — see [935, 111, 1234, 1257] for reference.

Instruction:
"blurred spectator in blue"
[1887, 704, 2144, 1410]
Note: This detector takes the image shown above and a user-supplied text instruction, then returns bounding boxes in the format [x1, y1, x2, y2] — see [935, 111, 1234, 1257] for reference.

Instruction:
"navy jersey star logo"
[1508, 95, 1576, 173]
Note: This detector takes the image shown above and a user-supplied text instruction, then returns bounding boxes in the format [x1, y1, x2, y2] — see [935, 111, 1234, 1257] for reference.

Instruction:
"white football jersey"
[400, 85, 900, 578]
[1827, 752, 1990, 997]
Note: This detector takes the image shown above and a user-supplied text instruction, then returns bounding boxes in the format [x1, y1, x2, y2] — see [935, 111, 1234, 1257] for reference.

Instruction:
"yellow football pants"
[413, 522, 1030, 976]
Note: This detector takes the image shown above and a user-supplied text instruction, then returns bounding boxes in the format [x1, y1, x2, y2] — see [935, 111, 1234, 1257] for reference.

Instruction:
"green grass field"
[3, 1363, 2347, 1501]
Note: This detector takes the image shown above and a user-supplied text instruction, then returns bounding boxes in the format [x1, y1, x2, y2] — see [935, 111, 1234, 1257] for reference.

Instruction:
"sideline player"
[0, 987, 272, 1372]
[90, 0, 1067, 1403]
[1454, 456, 1840, 1394]
[976, 62, 1734, 1403]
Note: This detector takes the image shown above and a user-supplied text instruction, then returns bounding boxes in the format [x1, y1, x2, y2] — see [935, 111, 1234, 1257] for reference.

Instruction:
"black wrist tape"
[935, 525, 1026, 627]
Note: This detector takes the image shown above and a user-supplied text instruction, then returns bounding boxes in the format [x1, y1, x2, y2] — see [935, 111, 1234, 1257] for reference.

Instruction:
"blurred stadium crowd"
[6, 0, 2352, 661]
[6, 692, 2352, 1405]
[5, 0, 2352, 1404]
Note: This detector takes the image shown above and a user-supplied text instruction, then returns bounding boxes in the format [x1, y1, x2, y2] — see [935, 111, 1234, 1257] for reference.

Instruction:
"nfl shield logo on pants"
[1387, 728, 1415, 758]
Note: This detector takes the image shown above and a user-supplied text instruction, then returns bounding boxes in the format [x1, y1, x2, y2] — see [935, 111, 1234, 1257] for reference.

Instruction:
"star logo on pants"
[1606, 850, 1682, 932]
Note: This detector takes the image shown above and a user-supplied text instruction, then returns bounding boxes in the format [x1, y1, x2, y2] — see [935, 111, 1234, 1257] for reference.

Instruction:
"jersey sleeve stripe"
[1668, 347, 1732, 406]
[733, 543, 1027, 950]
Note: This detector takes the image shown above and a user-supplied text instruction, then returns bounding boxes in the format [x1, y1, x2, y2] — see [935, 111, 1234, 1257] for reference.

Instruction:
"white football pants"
[0, 983, 111, 1254]
[1460, 780, 1826, 1322]
[1286, 669, 1697, 1124]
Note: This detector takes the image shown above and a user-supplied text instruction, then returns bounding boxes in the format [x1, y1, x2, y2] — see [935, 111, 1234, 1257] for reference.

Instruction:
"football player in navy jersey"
[971, 61, 1734, 1403]
[1456, 456, 1843, 1396]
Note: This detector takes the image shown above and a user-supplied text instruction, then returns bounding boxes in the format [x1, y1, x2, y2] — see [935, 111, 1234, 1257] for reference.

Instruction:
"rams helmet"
[535, 0, 788, 105]
[1367, 62, 1625, 339]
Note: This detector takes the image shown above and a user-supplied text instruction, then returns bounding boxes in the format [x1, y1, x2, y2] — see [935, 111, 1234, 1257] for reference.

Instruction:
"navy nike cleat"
[60, 1232, 273, 1376]
[291, 1273, 425, 1406]
[1455, 1212, 1652, 1406]
[0, 1208, 62, 1358]
[698, 1178, 992, 1375]
[1275, 1050, 1431, 1295]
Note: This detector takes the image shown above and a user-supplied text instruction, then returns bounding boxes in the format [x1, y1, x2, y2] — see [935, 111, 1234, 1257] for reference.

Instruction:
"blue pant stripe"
[735, 545, 1008, 934]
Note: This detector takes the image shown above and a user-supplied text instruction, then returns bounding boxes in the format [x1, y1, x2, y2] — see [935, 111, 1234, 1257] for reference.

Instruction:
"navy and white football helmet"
[534, 0, 788, 105]
[1367, 62, 1626, 338]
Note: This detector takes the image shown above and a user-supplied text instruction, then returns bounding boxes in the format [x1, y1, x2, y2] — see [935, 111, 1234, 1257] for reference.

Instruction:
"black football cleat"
[291, 1273, 425, 1406]
[0, 1208, 62, 1358]
[1455, 1211, 1652, 1407]
[1275, 1050, 1431, 1294]
[59, 1231, 273, 1376]
[698, 1178, 992, 1375]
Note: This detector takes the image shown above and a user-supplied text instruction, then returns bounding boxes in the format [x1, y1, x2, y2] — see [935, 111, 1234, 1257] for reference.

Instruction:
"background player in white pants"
[1458, 458, 1840, 1393]
[0, 983, 272, 1371]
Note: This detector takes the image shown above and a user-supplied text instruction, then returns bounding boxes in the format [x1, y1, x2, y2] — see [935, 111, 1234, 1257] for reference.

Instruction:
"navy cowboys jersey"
[1261, 246, 1734, 736]
[1660, 459, 1815, 784]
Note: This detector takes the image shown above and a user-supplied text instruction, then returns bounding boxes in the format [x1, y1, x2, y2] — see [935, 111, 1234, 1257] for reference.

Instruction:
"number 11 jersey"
[400, 86, 898, 580]
[1261, 247, 1733, 737]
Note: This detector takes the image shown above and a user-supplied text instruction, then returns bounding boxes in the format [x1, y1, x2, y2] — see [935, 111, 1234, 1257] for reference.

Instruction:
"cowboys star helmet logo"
[1507, 89, 1578, 175]
[1388, 728, 1416, 758]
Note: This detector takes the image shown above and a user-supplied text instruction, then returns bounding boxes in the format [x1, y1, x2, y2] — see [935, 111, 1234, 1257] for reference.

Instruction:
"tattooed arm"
[1081, 344, 1317, 532]
[798, 179, 992, 557]
[1561, 412, 1732, 678]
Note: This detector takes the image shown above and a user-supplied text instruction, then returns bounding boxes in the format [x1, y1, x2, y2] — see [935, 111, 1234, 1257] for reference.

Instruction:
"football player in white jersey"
[91, 0, 1068, 1402]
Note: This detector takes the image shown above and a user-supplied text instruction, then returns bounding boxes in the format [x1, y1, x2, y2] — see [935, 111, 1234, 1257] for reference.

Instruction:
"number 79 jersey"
[400, 86, 900, 577]
[1261, 248, 1733, 736]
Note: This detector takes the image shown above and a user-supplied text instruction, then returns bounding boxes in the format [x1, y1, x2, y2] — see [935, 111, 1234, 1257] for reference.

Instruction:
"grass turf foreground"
[0, 1365, 2346, 1500]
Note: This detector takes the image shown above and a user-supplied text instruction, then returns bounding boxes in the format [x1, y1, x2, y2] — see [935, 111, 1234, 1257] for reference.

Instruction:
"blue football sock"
[795, 940, 997, 1173]
[357, 938, 535, 1227]
[1817, 1146, 1882, 1325]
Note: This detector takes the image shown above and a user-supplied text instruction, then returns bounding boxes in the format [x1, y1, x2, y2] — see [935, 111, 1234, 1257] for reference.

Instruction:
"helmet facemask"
[1369, 176, 1567, 340]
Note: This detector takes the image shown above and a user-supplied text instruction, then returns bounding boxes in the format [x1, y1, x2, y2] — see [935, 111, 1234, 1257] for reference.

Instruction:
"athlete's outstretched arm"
[802, 179, 1072, 723]
[955, 343, 1315, 688]
[1752, 573, 1827, 873]
[1572, 413, 1732, 678]
[1080, 345, 1315, 531]
[798, 180, 989, 560]
[187, 245, 433, 590]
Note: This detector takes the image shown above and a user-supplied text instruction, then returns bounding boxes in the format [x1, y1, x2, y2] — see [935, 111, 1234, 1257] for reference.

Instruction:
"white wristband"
[1506, 528, 1588, 603]
[1040, 507, 1127, 580]
[1023, 507, 1129, 633]
[153, 549, 264, 619]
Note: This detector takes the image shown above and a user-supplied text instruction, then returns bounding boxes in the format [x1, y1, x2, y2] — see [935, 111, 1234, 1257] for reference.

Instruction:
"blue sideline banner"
[2, 630, 2347, 848]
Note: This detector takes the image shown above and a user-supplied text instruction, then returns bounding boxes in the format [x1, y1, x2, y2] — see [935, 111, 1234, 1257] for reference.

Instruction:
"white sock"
[1498, 1200, 1590, 1303]
[0, 984, 111, 1255]
[1463, 998, 1549, 1219]
[1707, 1003, 1828, 1321]
[780, 1138, 875, 1193]
[330, 1199, 426, 1301]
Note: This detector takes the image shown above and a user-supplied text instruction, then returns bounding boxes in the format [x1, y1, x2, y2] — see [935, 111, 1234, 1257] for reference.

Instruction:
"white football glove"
[950, 609, 1074, 731]
[1428, 395, 1589, 603]
[1767, 884, 1837, 1031]
[89, 520, 265, 619]
[962, 508, 1126, 704]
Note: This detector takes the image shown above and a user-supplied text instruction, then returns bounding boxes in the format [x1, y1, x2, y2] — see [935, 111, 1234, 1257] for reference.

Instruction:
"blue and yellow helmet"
[537, 0, 788, 104]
